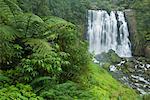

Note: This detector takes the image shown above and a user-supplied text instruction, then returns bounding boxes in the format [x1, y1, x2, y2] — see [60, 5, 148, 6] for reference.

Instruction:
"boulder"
[95, 49, 121, 64]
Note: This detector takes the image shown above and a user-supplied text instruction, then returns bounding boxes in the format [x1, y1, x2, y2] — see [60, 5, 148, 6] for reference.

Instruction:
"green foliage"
[30, 76, 53, 86]
[39, 81, 95, 100]
[13, 13, 45, 38]
[132, 0, 150, 36]
[0, 83, 43, 100]
[0, 0, 90, 83]
[0, 24, 22, 66]
[17, 0, 50, 16]
[42, 16, 91, 81]
[16, 0, 116, 25]
[79, 63, 140, 100]
[129, 0, 150, 55]
[0, 25, 19, 41]
[0, 0, 23, 25]
[36, 63, 140, 100]
[15, 38, 69, 83]
[0, 73, 10, 82]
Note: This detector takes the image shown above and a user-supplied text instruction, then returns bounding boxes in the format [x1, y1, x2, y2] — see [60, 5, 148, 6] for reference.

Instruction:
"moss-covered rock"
[124, 61, 135, 73]
[95, 49, 121, 64]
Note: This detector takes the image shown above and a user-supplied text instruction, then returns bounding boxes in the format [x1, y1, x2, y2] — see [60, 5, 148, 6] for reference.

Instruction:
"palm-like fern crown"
[0, 0, 76, 72]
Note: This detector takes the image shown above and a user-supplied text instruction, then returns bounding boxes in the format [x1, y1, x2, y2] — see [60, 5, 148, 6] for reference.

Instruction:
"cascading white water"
[88, 10, 132, 57]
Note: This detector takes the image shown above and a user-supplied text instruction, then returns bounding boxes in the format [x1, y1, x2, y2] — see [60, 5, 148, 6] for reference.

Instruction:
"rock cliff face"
[124, 9, 146, 57]
[124, 9, 150, 59]
[145, 43, 150, 58]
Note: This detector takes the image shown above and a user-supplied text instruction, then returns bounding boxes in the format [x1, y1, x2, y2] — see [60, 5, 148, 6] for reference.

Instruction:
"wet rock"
[95, 49, 121, 64]
[137, 88, 147, 95]
[107, 57, 150, 95]
[131, 75, 150, 85]
[117, 60, 126, 66]
[109, 65, 117, 72]
[127, 67, 135, 73]
[145, 69, 150, 76]
[146, 64, 150, 69]
[92, 58, 99, 64]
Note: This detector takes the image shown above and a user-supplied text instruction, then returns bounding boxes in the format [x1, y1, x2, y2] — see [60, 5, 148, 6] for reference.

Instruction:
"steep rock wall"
[124, 9, 145, 57]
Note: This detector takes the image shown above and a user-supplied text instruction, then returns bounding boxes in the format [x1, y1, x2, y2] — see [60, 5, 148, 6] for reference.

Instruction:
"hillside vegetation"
[0, 0, 149, 99]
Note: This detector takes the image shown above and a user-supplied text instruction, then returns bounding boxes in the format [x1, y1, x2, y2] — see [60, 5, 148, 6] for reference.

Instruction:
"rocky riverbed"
[93, 50, 150, 95]
[108, 58, 150, 95]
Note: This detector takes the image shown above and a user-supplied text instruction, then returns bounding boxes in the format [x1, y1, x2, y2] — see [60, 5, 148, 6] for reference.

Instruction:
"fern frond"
[42, 16, 77, 41]
[0, 0, 23, 25]
[43, 16, 75, 29]
[0, 24, 22, 64]
[24, 38, 53, 55]
[14, 13, 44, 37]
[0, 73, 10, 82]
[43, 16, 69, 26]
[0, 24, 20, 41]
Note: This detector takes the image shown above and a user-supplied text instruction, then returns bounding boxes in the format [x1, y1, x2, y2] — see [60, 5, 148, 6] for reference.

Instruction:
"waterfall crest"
[88, 10, 132, 57]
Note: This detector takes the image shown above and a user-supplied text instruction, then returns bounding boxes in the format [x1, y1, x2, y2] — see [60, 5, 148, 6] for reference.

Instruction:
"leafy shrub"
[39, 81, 95, 100]
[43, 16, 91, 81]
[0, 83, 43, 100]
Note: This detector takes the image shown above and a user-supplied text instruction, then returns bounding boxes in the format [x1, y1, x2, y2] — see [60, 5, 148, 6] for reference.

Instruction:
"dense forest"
[0, 0, 150, 100]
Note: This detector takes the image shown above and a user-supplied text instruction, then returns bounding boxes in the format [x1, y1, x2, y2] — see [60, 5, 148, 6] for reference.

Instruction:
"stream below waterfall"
[109, 58, 150, 95]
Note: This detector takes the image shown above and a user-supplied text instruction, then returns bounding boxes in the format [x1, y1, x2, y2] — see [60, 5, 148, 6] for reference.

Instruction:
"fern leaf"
[0, 24, 22, 64]
[42, 16, 76, 41]
[14, 13, 44, 38]
[0, 73, 10, 82]
[0, 0, 23, 25]
[43, 16, 69, 26]
[24, 38, 53, 55]
[0, 24, 20, 41]
[43, 16, 75, 29]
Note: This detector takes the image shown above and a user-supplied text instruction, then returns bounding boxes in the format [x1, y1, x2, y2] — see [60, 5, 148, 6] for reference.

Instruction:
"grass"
[79, 62, 141, 100]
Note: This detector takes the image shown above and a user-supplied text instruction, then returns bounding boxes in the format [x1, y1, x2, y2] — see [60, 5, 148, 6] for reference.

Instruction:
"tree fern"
[0, 24, 22, 65]
[0, 0, 23, 25]
[43, 16, 76, 30]
[14, 13, 44, 38]
[42, 16, 78, 47]
[0, 24, 20, 41]
[24, 38, 53, 55]
[16, 38, 69, 83]
[0, 0, 45, 38]
[43, 16, 70, 26]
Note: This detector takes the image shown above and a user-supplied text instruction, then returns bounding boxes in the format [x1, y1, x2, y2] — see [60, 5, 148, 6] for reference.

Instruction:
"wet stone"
[107, 57, 150, 95]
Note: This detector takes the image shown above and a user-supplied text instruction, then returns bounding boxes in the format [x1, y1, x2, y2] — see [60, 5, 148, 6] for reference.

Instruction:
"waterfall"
[88, 10, 132, 57]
